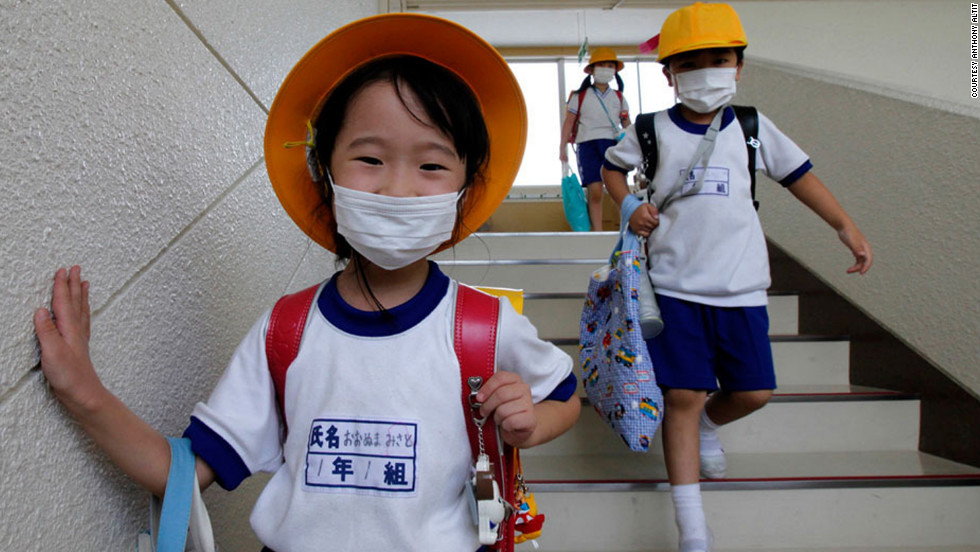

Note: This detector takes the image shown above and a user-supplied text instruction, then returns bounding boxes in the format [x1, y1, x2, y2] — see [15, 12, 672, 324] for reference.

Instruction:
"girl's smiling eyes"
[353, 157, 450, 172]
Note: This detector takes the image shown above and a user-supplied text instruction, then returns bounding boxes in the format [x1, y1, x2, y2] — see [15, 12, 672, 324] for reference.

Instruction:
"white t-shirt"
[568, 86, 629, 143]
[185, 263, 574, 551]
[604, 106, 813, 307]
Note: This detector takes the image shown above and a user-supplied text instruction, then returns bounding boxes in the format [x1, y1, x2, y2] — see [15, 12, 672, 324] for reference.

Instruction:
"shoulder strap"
[266, 283, 319, 437]
[634, 112, 659, 200]
[454, 284, 515, 551]
[731, 105, 761, 210]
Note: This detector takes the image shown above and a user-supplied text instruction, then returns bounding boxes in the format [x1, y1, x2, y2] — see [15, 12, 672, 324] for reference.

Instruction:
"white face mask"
[592, 66, 616, 85]
[672, 67, 738, 113]
[330, 176, 461, 271]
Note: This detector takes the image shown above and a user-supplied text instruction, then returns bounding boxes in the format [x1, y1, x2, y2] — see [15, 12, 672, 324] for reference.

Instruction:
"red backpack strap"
[266, 283, 319, 437]
[454, 284, 516, 552]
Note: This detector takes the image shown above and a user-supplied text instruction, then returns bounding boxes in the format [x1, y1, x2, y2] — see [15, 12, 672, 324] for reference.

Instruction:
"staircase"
[433, 231, 980, 552]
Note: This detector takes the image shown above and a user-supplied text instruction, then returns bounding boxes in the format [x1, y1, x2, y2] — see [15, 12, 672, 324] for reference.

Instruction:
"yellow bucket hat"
[652, 2, 747, 61]
[585, 46, 624, 72]
[264, 13, 527, 253]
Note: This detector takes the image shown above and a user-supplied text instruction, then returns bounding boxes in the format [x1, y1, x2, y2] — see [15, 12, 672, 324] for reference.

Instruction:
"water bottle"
[637, 244, 663, 339]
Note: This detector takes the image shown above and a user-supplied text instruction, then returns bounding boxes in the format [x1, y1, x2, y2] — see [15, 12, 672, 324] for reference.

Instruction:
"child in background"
[559, 47, 632, 231]
[34, 14, 579, 552]
[601, 3, 872, 551]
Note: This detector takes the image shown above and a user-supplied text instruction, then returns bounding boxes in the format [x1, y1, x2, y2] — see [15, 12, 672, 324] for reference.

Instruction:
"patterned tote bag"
[579, 224, 664, 452]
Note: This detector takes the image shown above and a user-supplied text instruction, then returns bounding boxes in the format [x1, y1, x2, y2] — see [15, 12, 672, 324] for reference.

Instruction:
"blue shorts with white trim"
[644, 294, 776, 392]
[576, 138, 616, 186]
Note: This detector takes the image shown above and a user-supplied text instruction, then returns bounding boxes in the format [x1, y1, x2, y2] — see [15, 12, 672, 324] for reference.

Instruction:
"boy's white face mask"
[330, 175, 461, 271]
[672, 67, 738, 113]
[592, 66, 616, 85]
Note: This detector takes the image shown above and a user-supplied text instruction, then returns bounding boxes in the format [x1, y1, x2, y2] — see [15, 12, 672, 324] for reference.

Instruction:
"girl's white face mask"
[672, 67, 738, 114]
[330, 175, 461, 271]
[592, 66, 616, 85]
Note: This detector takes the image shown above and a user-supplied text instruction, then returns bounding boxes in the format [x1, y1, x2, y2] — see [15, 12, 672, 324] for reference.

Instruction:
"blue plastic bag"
[579, 220, 664, 452]
[561, 163, 590, 232]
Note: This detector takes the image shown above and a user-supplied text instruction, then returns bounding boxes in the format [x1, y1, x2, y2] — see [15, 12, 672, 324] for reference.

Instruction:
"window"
[509, 57, 676, 188]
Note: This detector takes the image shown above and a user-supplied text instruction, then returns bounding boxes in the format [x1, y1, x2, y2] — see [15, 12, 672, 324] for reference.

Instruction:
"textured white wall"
[1, 0, 373, 550]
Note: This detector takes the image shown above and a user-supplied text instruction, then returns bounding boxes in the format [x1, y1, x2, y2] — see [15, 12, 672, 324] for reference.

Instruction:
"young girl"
[34, 14, 579, 552]
[559, 47, 631, 231]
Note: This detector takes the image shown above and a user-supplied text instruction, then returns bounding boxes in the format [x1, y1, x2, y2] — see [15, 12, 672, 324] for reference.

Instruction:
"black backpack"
[634, 105, 761, 210]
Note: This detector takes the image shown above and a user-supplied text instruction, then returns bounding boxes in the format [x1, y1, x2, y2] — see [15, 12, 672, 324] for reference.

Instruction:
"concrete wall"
[729, 1, 980, 398]
[1, 1, 374, 550]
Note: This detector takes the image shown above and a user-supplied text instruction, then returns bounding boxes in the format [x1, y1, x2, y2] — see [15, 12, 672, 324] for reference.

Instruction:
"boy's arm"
[476, 371, 580, 449]
[34, 266, 216, 497]
[602, 165, 659, 236]
[786, 172, 873, 274]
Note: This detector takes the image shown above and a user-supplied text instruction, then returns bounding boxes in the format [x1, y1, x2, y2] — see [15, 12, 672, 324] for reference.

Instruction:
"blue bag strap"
[157, 437, 196, 552]
[610, 197, 642, 265]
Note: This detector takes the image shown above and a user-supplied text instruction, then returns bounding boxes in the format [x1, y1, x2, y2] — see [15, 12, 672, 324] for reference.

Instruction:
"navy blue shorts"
[644, 294, 776, 391]
[576, 138, 617, 186]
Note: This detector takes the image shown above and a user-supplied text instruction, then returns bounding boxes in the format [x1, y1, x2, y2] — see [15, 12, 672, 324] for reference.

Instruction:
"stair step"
[521, 450, 980, 488]
[524, 293, 799, 337]
[437, 231, 619, 260]
[523, 486, 980, 550]
[527, 393, 920, 457]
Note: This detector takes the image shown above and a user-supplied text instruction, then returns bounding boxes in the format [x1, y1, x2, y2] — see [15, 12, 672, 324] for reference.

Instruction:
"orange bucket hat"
[264, 13, 527, 253]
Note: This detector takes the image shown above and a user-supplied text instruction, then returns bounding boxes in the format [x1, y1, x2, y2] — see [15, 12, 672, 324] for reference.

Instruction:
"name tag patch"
[678, 167, 730, 197]
[305, 417, 418, 495]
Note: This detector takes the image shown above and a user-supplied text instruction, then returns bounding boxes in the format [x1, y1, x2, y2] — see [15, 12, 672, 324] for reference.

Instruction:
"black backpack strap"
[634, 112, 658, 202]
[731, 105, 760, 210]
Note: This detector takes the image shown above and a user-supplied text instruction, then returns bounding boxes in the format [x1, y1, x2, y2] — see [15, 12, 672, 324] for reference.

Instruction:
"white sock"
[699, 409, 723, 456]
[671, 483, 708, 548]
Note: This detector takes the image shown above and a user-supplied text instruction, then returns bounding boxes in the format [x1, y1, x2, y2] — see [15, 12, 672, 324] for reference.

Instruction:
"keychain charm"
[465, 376, 508, 545]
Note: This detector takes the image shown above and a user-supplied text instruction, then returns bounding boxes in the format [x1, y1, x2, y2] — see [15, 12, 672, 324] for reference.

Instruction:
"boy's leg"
[705, 389, 773, 425]
[700, 304, 776, 478]
[664, 388, 711, 552]
[699, 389, 772, 478]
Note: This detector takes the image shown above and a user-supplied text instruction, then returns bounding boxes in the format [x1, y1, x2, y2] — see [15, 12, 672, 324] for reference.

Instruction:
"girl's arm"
[475, 371, 580, 449]
[786, 172, 873, 275]
[559, 110, 576, 163]
[34, 266, 216, 497]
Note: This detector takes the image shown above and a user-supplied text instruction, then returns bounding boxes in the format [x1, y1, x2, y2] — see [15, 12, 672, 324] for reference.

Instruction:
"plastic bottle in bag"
[637, 243, 663, 339]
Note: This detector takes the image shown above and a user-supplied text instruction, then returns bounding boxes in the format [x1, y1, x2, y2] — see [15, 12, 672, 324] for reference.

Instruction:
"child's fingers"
[847, 250, 872, 275]
[477, 373, 530, 413]
[68, 265, 83, 306]
[49, 267, 86, 343]
[34, 307, 64, 350]
[50, 268, 69, 322]
[81, 280, 91, 340]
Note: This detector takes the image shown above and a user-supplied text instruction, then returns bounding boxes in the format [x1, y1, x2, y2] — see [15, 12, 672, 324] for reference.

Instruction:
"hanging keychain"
[465, 376, 508, 545]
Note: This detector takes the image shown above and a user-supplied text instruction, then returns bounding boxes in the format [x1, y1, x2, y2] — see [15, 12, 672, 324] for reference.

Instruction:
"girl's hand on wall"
[34, 266, 107, 414]
[476, 371, 537, 448]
